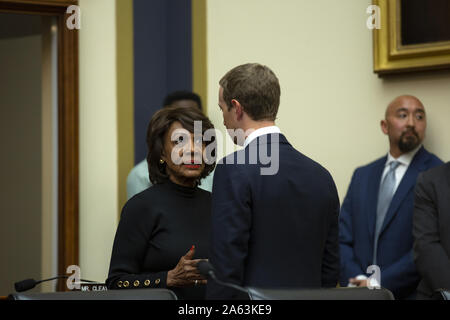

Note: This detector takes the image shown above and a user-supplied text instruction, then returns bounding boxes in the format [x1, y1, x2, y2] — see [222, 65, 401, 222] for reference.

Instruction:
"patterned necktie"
[373, 160, 400, 265]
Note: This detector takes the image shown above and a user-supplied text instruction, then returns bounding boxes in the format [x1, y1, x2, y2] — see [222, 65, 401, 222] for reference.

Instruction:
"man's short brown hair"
[219, 63, 280, 121]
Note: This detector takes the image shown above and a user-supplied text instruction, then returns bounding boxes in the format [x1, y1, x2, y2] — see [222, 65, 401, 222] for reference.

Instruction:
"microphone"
[197, 260, 216, 280]
[198, 261, 266, 299]
[15, 276, 96, 292]
[15, 279, 40, 292]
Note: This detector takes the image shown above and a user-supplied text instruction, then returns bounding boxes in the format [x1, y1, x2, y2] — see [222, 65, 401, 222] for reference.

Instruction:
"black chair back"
[8, 288, 178, 300]
[247, 287, 394, 300]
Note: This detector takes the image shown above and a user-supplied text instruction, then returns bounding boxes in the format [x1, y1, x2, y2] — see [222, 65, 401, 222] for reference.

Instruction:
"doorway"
[0, 0, 79, 294]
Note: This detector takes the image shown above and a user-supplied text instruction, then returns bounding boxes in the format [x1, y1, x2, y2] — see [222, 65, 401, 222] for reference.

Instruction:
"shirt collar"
[386, 144, 422, 167]
[244, 126, 281, 148]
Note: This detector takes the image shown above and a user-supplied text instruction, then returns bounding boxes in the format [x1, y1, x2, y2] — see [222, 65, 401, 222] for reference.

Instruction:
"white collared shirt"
[243, 126, 281, 148]
[381, 144, 422, 193]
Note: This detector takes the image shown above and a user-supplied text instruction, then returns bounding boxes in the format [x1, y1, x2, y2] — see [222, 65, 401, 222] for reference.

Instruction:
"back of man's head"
[163, 91, 203, 111]
[219, 63, 280, 121]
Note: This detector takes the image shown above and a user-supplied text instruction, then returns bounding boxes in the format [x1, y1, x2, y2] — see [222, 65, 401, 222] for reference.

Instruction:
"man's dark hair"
[219, 63, 280, 121]
[162, 91, 203, 111]
[146, 105, 215, 185]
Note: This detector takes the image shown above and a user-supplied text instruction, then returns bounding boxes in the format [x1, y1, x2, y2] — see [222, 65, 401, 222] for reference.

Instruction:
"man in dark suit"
[206, 63, 340, 299]
[339, 95, 443, 299]
[413, 162, 450, 299]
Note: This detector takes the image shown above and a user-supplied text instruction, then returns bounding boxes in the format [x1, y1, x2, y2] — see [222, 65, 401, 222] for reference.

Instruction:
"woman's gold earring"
[159, 159, 165, 164]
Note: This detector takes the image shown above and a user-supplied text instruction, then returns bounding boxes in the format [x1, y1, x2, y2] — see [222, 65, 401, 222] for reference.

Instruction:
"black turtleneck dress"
[106, 180, 211, 300]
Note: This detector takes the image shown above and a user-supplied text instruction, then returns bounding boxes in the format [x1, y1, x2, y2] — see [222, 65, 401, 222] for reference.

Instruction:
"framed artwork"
[373, 0, 450, 75]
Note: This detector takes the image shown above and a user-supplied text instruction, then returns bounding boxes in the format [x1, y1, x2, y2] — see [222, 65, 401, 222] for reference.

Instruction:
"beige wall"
[206, 0, 450, 200]
[79, 0, 118, 283]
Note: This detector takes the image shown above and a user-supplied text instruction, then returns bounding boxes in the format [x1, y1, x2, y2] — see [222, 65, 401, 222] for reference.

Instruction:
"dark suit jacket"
[413, 162, 450, 299]
[339, 147, 442, 299]
[206, 133, 340, 299]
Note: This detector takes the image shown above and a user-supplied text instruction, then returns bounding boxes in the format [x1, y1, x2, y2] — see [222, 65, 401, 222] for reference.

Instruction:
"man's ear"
[380, 119, 388, 135]
[231, 99, 244, 120]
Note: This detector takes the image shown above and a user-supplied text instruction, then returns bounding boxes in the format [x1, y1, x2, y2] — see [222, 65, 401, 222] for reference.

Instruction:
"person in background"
[127, 91, 214, 199]
[107, 105, 216, 300]
[413, 162, 450, 299]
[339, 95, 443, 299]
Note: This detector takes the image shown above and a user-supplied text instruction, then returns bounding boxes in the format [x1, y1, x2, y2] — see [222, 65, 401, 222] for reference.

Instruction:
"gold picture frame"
[373, 0, 450, 75]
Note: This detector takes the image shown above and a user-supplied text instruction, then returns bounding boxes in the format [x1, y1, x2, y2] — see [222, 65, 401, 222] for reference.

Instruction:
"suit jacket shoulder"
[353, 147, 442, 175]
[419, 161, 450, 181]
[414, 161, 450, 297]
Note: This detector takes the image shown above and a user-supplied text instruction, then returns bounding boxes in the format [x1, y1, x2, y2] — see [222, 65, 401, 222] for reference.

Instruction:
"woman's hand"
[348, 278, 369, 287]
[166, 245, 208, 287]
